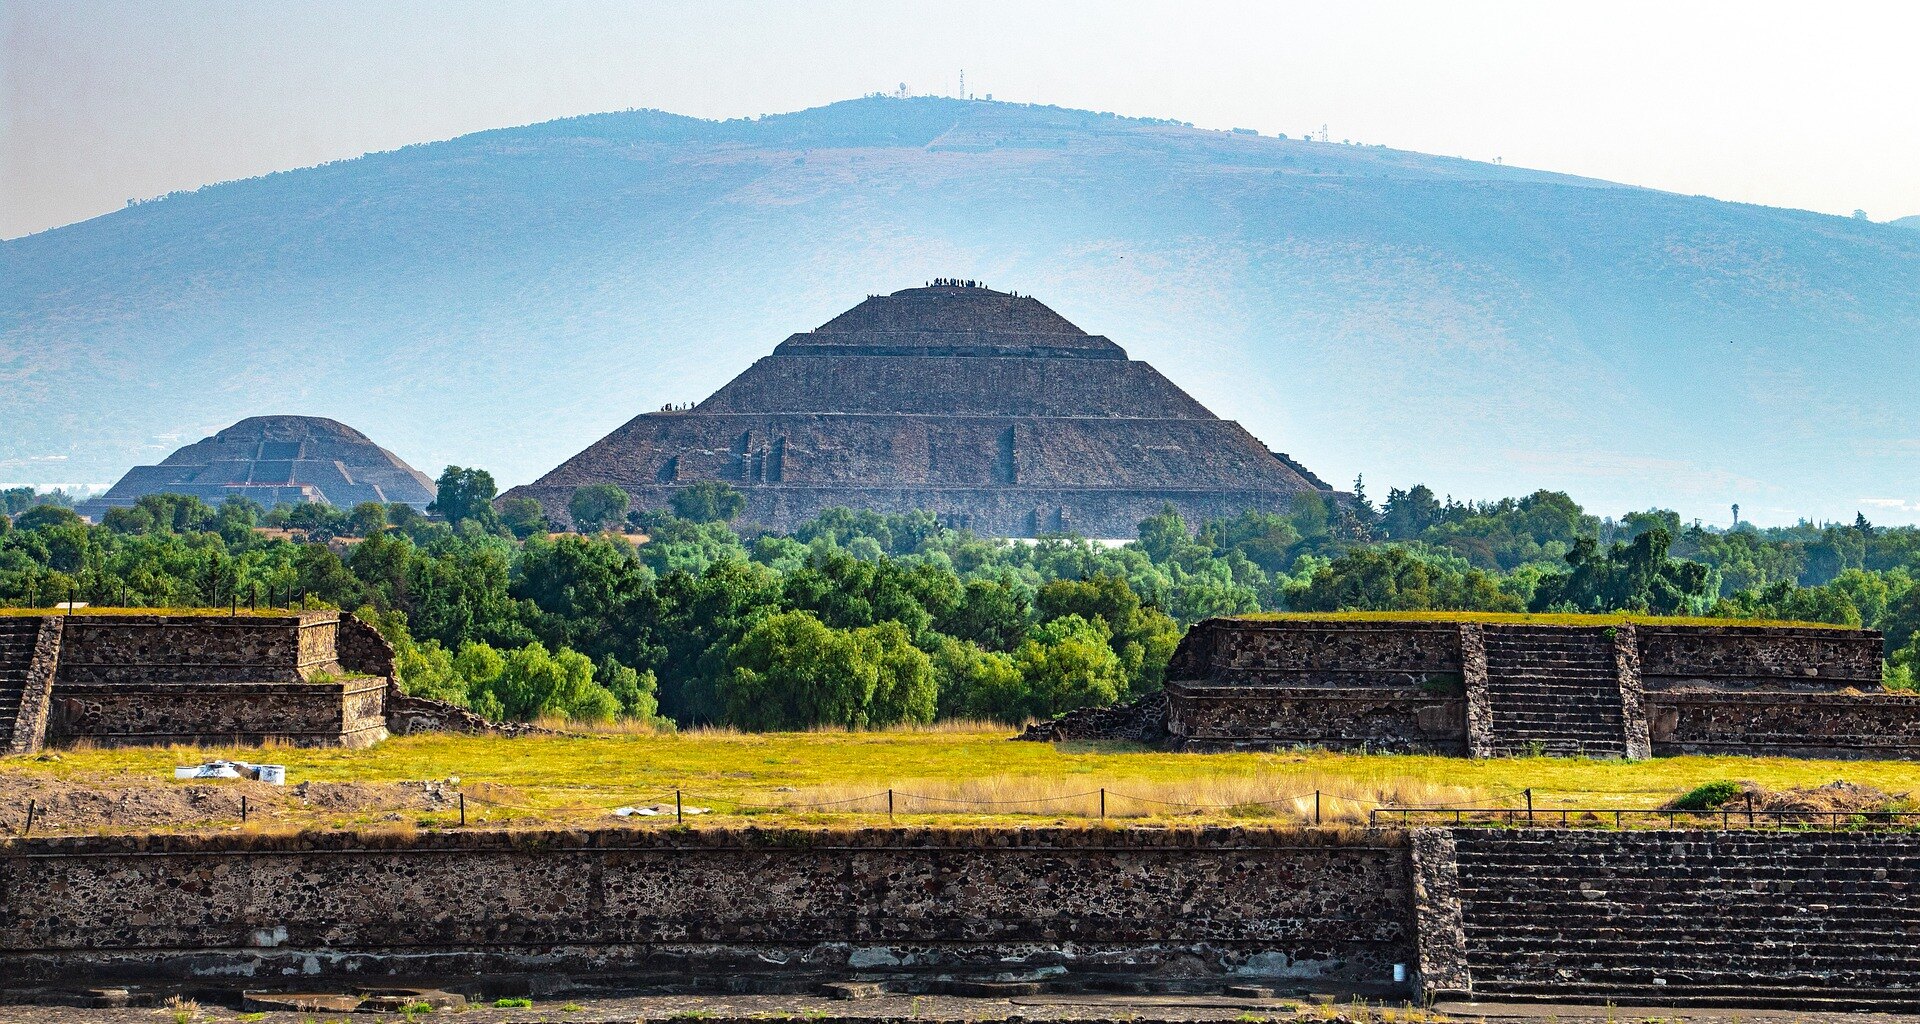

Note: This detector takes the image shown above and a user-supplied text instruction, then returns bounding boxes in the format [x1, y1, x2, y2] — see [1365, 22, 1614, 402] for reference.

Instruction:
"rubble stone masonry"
[33, 612, 389, 748]
[0, 827, 1414, 987]
[9, 826, 1920, 1007]
[1153, 618, 1900, 758]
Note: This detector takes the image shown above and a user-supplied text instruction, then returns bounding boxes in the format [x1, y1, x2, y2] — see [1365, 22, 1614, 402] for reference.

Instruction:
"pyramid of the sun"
[508, 283, 1333, 536]
[79, 415, 436, 516]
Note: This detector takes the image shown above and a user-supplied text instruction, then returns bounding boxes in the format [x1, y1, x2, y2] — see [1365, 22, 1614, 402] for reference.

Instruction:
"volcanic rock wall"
[11, 824, 1920, 1008]
[1153, 618, 1898, 758]
[38, 613, 389, 748]
[0, 827, 1414, 987]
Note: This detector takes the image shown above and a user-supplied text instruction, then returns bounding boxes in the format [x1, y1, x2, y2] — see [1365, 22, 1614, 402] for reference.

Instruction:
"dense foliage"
[4, 473, 1917, 728]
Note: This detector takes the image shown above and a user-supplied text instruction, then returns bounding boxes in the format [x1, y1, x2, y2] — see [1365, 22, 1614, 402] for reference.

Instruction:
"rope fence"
[13, 783, 1914, 836]
[4, 784, 1350, 837]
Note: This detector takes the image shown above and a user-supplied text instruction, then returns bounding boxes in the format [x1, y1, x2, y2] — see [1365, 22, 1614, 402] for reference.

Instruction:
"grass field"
[8, 727, 1916, 835]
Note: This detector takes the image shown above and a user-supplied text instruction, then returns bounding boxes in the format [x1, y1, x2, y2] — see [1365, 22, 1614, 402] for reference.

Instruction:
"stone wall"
[0, 827, 1415, 988]
[39, 613, 387, 748]
[1648, 690, 1920, 758]
[1168, 619, 1463, 688]
[49, 677, 388, 748]
[1140, 618, 1897, 759]
[53, 614, 335, 686]
[1638, 625, 1882, 690]
[1446, 829, 1920, 1003]
[1164, 683, 1465, 754]
[335, 612, 395, 679]
[3, 618, 62, 756]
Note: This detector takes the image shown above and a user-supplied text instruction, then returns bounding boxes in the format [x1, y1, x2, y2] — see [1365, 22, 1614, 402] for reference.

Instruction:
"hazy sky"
[4, 0, 1919, 239]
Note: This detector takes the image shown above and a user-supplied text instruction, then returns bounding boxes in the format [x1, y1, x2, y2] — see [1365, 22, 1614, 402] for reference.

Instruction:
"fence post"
[1099, 788, 1106, 820]
[888, 789, 895, 823]
[241, 795, 248, 824]
[1315, 790, 1321, 825]
[24, 799, 35, 837]
[1746, 793, 1754, 826]
[676, 789, 683, 824]
[249, 583, 257, 612]
[1524, 788, 1533, 826]
[460, 793, 466, 827]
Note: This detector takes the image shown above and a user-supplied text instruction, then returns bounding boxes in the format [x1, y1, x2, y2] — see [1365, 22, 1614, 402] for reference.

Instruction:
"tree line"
[2, 471, 1916, 730]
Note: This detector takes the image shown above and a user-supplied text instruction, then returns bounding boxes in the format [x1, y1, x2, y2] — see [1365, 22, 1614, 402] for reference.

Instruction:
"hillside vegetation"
[4, 478, 1917, 732]
[3, 97, 1917, 522]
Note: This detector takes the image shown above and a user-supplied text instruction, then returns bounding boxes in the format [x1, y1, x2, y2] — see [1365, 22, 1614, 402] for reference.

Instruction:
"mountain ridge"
[3, 96, 1916, 524]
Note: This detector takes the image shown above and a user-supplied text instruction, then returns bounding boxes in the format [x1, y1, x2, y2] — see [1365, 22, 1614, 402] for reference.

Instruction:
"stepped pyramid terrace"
[77, 415, 435, 517]
[506, 281, 1334, 536]
[1025, 613, 1912, 760]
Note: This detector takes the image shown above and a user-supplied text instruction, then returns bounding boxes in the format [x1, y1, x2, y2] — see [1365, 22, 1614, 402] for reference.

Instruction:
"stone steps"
[1452, 832, 1920, 1001]
[1465, 982, 1920, 1011]
[1480, 628, 1629, 756]
[0, 622, 42, 745]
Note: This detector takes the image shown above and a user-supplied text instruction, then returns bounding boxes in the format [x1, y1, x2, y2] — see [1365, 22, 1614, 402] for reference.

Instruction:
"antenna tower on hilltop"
[960, 69, 966, 99]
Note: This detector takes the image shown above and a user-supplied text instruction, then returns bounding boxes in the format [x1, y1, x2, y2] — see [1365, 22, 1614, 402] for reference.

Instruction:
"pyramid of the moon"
[78, 416, 436, 517]
[506, 282, 1335, 537]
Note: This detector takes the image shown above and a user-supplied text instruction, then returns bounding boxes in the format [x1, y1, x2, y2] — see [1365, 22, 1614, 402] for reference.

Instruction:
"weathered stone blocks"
[1152, 618, 1896, 759]
[0, 827, 1415, 986]
[9, 612, 394, 750]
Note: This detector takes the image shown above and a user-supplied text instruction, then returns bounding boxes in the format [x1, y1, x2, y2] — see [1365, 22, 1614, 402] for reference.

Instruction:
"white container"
[253, 764, 287, 786]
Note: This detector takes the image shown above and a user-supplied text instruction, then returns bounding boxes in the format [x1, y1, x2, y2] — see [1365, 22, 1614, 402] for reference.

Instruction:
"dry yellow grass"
[7, 726, 1917, 836]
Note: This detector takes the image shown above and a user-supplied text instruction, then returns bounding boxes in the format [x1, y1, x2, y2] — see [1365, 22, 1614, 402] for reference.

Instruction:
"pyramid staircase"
[0, 617, 59, 755]
[1452, 831, 1920, 1009]
[1480, 626, 1630, 758]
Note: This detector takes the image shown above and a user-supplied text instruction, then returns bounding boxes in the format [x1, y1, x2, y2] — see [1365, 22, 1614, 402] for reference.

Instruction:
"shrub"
[1671, 780, 1742, 810]
[568, 484, 631, 533]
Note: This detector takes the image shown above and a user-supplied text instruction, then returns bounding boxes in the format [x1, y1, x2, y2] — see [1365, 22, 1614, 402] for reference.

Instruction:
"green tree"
[671, 480, 747, 524]
[14, 505, 84, 532]
[1288, 492, 1332, 540]
[1137, 505, 1191, 563]
[1013, 614, 1126, 719]
[1530, 529, 1711, 614]
[934, 578, 1030, 652]
[429, 466, 502, 533]
[498, 497, 548, 539]
[859, 619, 937, 726]
[568, 484, 631, 533]
[597, 655, 670, 727]
[1380, 485, 1443, 540]
[346, 502, 390, 537]
[720, 610, 878, 729]
[475, 641, 619, 723]
[1035, 573, 1181, 694]
[930, 636, 1026, 721]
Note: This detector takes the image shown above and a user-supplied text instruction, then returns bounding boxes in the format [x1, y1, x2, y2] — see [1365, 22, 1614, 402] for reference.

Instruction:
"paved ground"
[1, 990, 1914, 1024]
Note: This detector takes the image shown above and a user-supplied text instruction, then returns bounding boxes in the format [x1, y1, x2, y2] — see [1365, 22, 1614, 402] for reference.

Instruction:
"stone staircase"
[0, 617, 57, 754]
[1481, 626, 1629, 757]
[1452, 831, 1920, 1008]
